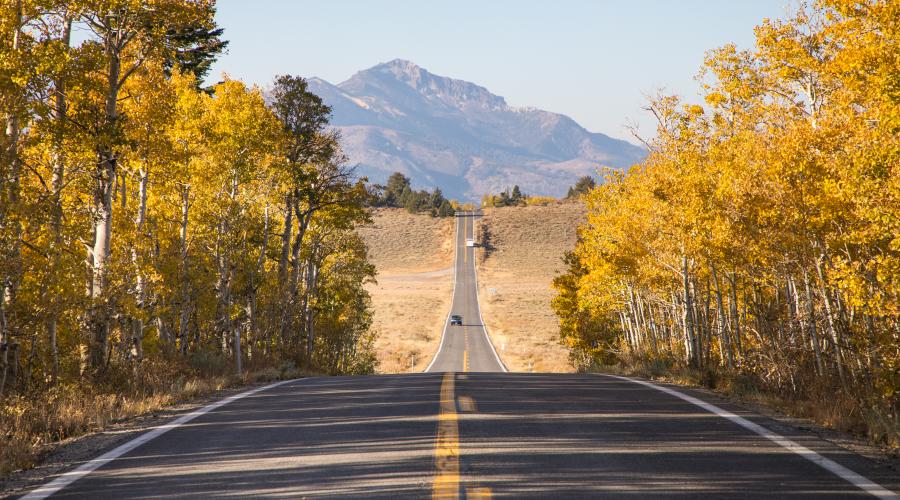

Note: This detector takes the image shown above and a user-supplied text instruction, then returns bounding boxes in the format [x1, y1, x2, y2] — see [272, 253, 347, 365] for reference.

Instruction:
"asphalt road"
[20, 213, 899, 499]
[426, 212, 506, 373]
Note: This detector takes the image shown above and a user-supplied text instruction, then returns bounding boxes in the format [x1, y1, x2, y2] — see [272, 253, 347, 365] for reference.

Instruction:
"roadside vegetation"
[1, 1, 377, 476]
[553, 0, 899, 450]
[565, 176, 596, 200]
[482, 183, 582, 208]
[481, 185, 527, 207]
[370, 172, 455, 217]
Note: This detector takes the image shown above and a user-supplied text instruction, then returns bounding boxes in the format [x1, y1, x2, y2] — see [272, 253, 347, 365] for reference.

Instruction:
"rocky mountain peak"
[342, 59, 507, 111]
[308, 61, 645, 200]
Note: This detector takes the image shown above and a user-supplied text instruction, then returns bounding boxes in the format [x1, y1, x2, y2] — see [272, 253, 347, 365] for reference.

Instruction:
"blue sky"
[208, 0, 790, 142]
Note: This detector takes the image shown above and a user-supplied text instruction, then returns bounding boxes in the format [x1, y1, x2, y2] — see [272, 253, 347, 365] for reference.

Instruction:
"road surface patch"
[21, 379, 296, 500]
[457, 395, 477, 413]
[606, 374, 898, 499]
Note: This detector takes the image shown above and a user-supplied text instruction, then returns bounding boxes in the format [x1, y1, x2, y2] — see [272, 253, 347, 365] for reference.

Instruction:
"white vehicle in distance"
[466, 238, 475, 247]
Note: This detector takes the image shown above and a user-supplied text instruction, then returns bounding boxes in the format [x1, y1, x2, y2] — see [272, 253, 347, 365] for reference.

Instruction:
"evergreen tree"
[430, 187, 444, 210]
[567, 176, 596, 198]
[383, 172, 412, 207]
[437, 199, 455, 217]
[511, 185, 523, 204]
[164, 25, 229, 87]
[372, 172, 453, 217]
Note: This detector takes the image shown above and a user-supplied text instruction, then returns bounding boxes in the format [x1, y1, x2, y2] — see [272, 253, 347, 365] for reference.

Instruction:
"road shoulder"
[0, 379, 302, 499]
[596, 372, 900, 487]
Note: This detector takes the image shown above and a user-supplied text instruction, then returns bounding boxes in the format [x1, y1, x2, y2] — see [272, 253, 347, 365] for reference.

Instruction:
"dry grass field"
[358, 208, 455, 373]
[475, 202, 586, 372]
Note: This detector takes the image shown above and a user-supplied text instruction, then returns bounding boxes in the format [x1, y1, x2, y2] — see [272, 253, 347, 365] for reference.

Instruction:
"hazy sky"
[208, 0, 790, 142]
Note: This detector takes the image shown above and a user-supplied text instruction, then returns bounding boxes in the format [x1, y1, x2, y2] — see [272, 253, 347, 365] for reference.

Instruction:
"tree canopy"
[566, 176, 596, 199]
[371, 172, 455, 217]
[0, 0, 378, 405]
[482, 185, 527, 207]
[553, 0, 900, 448]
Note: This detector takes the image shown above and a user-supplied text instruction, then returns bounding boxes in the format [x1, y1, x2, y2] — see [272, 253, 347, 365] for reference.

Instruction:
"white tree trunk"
[86, 28, 124, 372]
[131, 167, 148, 361]
[681, 255, 698, 367]
[712, 265, 733, 368]
[46, 13, 73, 382]
[816, 255, 847, 387]
[178, 185, 191, 353]
[804, 273, 824, 373]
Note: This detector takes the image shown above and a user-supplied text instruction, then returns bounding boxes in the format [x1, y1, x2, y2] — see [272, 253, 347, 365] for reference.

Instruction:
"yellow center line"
[433, 372, 459, 499]
[464, 331, 470, 372]
[466, 486, 493, 499]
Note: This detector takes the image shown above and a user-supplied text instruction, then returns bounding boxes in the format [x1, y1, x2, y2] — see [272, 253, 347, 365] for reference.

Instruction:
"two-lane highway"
[426, 211, 505, 373]
[19, 212, 899, 499]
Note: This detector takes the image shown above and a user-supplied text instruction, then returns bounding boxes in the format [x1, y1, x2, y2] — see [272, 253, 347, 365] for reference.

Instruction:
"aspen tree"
[554, 0, 899, 445]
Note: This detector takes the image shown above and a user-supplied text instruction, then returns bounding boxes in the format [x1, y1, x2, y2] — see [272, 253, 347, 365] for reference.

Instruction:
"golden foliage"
[0, 0, 378, 474]
[554, 0, 900, 447]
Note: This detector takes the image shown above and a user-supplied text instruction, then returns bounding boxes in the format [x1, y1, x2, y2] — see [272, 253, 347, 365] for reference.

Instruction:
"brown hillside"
[475, 202, 585, 372]
[358, 208, 454, 373]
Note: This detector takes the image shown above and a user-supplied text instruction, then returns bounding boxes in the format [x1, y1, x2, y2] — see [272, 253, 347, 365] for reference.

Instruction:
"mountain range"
[307, 59, 646, 201]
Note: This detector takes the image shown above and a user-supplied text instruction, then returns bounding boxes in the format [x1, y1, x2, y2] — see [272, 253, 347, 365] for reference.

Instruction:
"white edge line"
[471, 211, 508, 373]
[424, 211, 461, 372]
[603, 374, 898, 499]
[21, 379, 296, 500]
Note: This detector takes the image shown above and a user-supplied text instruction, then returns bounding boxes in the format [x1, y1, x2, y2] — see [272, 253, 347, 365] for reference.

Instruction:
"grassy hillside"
[475, 203, 586, 372]
[358, 209, 455, 373]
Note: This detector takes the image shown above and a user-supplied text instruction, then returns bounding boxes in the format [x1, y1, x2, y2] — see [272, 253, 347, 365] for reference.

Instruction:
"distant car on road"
[450, 314, 463, 325]
[466, 238, 475, 247]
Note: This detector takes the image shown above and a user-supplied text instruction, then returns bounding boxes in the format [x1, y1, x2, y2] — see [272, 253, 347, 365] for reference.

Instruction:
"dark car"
[450, 315, 463, 326]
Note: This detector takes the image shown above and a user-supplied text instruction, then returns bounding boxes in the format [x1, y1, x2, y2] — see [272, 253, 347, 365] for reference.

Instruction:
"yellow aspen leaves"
[554, 0, 900, 448]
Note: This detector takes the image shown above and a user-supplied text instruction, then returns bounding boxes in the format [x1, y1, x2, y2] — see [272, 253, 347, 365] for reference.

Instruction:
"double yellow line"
[433, 372, 460, 499]
[432, 372, 490, 499]
[463, 331, 470, 372]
